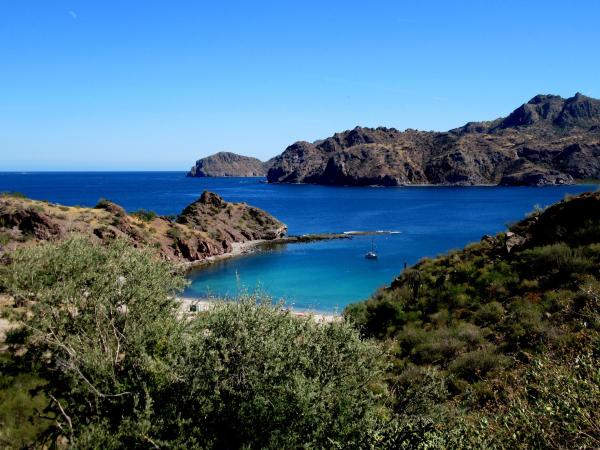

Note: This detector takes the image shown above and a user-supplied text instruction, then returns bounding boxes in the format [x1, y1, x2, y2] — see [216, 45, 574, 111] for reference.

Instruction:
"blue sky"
[1, 1, 599, 170]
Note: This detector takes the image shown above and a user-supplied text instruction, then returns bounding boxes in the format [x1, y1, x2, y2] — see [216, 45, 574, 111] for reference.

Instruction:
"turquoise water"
[0, 172, 594, 312]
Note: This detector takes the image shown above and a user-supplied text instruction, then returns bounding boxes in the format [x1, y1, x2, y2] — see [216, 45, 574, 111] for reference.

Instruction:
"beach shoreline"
[177, 296, 340, 323]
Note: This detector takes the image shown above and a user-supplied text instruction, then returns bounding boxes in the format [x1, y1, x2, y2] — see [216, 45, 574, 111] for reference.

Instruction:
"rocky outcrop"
[499, 160, 574, 186]
[0, 192, 286, 264]
[187, 152, 274, 177]
[177, 191, 287, 242]
[267, 93, 600, 186]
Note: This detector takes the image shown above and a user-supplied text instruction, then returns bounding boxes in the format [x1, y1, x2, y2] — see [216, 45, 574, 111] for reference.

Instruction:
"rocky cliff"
[0, 192, 286, 263]
[267, 93, 600, 186]
[187, 152, 274, 177]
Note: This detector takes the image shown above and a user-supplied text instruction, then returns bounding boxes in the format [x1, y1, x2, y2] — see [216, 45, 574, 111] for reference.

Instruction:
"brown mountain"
[187, 152, 274, 177]
[0, 191, 286, 264]
[267, 93, 600, 186]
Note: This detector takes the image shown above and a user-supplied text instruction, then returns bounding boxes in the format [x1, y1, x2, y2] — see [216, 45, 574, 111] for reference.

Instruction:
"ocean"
[0, 171, 594, 312]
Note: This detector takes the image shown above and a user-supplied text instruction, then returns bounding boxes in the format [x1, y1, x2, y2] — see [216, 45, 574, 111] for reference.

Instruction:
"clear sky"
[2, 0, 599, 171]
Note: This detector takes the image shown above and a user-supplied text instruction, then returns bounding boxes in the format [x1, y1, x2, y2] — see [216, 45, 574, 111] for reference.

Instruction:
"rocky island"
[187, 152, 274, 177]
[267, 93, 600, 186]
[0, 191, 286, 265]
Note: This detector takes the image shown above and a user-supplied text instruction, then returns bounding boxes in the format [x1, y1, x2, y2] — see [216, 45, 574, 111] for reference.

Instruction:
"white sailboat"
[365, 237, 378, 259]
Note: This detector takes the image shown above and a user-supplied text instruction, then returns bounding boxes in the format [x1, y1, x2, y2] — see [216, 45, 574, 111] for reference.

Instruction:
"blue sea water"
[0, 172, 595, 312]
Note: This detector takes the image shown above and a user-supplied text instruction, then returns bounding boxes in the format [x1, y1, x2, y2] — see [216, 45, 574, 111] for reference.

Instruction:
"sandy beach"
[177, 296, 340, 323]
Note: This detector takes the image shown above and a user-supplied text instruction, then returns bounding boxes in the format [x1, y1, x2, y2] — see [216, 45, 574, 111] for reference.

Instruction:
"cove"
[0, 172, 593, 312]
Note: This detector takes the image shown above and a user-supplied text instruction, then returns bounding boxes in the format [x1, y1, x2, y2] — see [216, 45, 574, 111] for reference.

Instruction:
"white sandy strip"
[177, 297, 340, 324]
[184, 240, 267, 270]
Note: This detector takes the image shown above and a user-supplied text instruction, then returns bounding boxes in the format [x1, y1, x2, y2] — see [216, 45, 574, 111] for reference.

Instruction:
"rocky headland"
[267, 93, 600, 186]
[0, 191, 286, 265]
[187, 152, 274, 177]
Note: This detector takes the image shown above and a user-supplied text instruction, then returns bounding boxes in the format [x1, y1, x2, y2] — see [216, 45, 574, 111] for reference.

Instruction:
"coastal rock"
[509, 191, 600, 248]
[187, 152, 274, 177]
[0, 200, 65, 241]
[499, 160, 574, 186]
[177, 191, 287, 242]
[504, 232, 526, 253]
[267, 93, 600, 186]
[0, 192, 287, 264]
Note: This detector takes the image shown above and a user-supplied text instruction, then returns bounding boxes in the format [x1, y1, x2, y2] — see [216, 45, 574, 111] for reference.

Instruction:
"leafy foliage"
[131, 208, 158, 222]
[346, 193, 600, 448]
[0, 237, 397, 448]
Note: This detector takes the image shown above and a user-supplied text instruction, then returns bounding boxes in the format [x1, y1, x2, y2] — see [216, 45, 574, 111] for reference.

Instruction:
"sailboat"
[365, 237, 378, 259]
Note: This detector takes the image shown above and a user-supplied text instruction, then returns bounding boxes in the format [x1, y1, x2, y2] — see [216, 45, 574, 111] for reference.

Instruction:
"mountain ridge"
[267, 93, 600, 186]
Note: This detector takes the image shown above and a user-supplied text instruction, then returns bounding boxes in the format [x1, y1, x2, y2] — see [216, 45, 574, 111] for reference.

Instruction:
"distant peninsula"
[187, 152, 274, 177]
[267, 93, 600, 186]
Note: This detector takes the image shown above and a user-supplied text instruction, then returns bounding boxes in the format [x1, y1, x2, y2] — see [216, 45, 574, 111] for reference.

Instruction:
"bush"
[131, 208, 157, 222]
[502, 300, 547, 350]
[0, 355, 52, 448]
[520, 243, 593, 286]
[448, 347, 508, 382]
[0, 237, 397, 448]
[345, 291, 406, 338]
[166, 226, 182, 240]
[173, 299, 391, 449]
[0, 191, 27, 199]
[1, 237, 188, 446]
[446, 352, 600, 449]
[473, 301, 505, 326]
[94, 198, 113, 209]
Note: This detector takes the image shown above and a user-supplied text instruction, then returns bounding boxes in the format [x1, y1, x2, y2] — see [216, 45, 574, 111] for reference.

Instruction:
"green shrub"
[174, 299, 391, 449]
[0, 191, 27, 199]
[0, 355, 52, 448]
[448, 347, 508, 382]
[94, 198, 113, 209]
[345, 291, 406, 338]
[520, 243, 593, 285]
[0, 237, 398, 448]
[0, 232, 10, 246]
[167, 226, 182, 240]
[502, 300, 547, 350]
[131, 208, 157, 222]
[473, 301, 505, 326]
[447, 351, 600, 449]
[413, 335, 465, 364]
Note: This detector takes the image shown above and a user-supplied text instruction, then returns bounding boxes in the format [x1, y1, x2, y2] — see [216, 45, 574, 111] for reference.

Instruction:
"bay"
[0, 172, 594, 312]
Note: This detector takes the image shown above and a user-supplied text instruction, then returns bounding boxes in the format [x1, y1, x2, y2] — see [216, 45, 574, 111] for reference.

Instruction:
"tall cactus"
[404, 268, 422, 301]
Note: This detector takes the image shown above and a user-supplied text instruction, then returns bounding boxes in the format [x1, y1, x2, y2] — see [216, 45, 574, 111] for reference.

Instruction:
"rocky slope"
[187, 152, 274, 177]
[267, 93, 600, 186]
[0, 192, 286, 263]
[345, 190, 600, 447]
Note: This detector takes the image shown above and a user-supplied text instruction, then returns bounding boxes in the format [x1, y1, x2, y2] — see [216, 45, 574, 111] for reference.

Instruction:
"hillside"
[268, 93, 600, 186]
[187, 152, 274, 177]
[346, 191, 600, 447]
[0, 191, 286, 264]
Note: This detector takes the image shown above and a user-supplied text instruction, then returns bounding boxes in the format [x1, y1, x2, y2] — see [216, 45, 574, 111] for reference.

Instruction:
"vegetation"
[1, 192, 28, 199]
[0, 237, 399, 448]
[346, 193, 600, 448]
[1, 192, 599, 448]
[131, 208, 158, 222]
